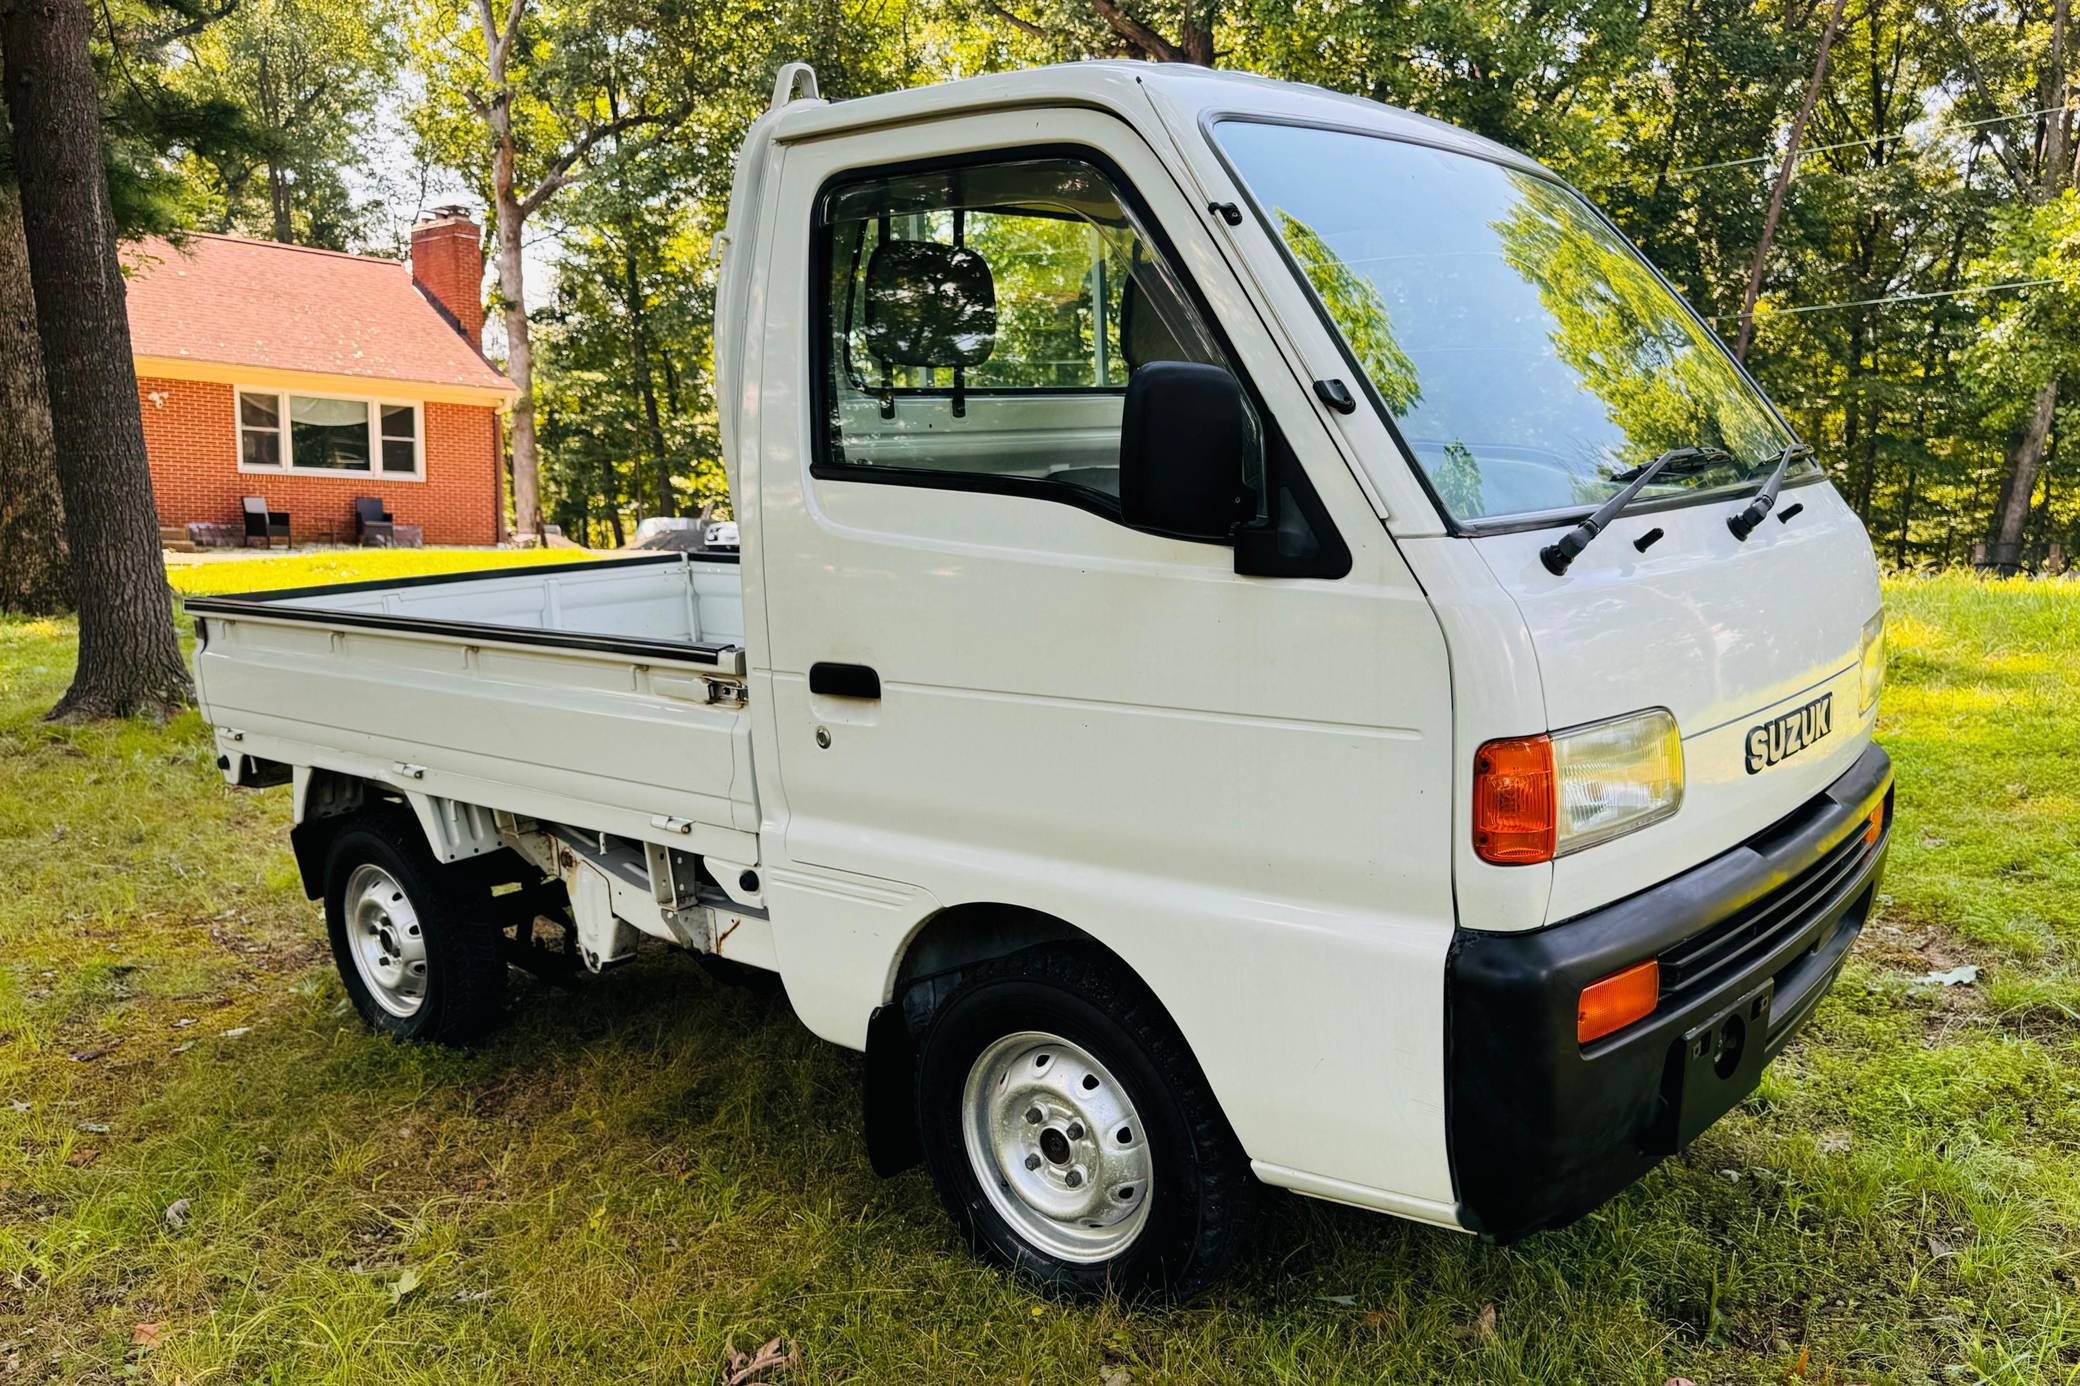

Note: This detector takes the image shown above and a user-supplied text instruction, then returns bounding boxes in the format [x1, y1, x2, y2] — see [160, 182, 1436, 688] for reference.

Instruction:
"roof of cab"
[764, 60, 1544, 176]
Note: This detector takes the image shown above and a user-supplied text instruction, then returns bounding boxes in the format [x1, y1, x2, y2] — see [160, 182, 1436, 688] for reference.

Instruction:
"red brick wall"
[139, 376, 503, 546]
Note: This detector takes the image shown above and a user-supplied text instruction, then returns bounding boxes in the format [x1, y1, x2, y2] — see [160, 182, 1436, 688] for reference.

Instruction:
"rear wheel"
[912, 946, 1253, 1299]
[323, 816, 506, 1043]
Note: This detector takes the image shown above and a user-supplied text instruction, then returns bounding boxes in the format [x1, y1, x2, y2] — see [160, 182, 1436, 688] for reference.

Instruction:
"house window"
[236, 389, 423, 479]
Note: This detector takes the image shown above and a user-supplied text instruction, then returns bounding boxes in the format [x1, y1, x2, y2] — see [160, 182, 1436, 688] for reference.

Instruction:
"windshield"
[1214, 120, 1805, 525]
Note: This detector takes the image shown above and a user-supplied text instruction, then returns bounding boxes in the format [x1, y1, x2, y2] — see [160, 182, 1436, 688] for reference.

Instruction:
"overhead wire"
[1672, 104, 2069, 174]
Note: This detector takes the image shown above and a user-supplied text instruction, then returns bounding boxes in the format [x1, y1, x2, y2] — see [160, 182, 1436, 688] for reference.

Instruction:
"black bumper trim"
[1446, 741, 1893, 1242]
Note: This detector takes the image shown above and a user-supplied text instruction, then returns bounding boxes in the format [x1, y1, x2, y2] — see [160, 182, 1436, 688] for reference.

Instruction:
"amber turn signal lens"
[1578, 959, 1659, 1044]
[1473, 734, 1556, 864]
[1864, 802, 1885, 845]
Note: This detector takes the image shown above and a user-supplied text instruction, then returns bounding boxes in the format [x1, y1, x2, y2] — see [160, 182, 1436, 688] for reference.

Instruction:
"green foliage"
[1963, 191, 2080, 436]
[162, 0, 403, 248]
[34, 0, 2067, 558]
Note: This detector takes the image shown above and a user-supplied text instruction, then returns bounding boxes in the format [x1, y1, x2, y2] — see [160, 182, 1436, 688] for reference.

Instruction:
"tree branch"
[983, 1, 1049, 40]
[517, 105, 688, 220]
[1088, 0, 1185, 62]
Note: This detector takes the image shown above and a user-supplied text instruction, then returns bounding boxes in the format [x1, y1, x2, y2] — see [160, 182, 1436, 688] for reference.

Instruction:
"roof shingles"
[124, 233, 510, 393]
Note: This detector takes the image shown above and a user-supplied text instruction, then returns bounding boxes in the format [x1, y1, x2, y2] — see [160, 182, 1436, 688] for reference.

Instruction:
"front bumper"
[1446, 741, 1893, 1242]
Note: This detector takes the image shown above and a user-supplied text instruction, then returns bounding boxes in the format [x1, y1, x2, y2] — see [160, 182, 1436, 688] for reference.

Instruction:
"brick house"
[124, 210, 514, 547]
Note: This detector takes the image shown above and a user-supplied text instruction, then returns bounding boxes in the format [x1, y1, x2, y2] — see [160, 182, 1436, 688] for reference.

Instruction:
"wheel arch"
[862, 901, 1227, 1179]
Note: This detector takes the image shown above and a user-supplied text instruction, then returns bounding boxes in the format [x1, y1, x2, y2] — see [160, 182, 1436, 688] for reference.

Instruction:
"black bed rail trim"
[182, 601, 741, 668]
[181, 552, 742, 669]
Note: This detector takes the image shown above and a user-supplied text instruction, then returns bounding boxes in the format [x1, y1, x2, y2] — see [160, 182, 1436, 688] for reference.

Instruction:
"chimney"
[410, 206, 485, 348]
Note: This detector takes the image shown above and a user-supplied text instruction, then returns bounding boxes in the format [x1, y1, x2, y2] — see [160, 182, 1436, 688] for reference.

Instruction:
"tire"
[911, 945, 1254, 1299]
[322, 814, 507, 1044]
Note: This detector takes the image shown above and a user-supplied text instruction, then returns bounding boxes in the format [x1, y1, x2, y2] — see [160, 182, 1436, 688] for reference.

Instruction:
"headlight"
[1474, 709, 1684, 864]
[1858, 610, 1885, 715]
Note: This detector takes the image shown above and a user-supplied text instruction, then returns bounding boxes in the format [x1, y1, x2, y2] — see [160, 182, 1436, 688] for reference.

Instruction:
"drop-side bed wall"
[184, 554, 758, 865]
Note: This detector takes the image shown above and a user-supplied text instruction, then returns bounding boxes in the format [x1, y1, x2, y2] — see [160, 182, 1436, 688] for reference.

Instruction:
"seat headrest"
[862, 240, 997, 369]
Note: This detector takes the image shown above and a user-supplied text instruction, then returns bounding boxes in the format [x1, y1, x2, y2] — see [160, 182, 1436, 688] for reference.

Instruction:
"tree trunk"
[1975, 0, 2068, 574]
[268, 159, 292, 242]
[620, 235, 671, 517]
[0, 151, 71, 613]
[1982, 379, 2058, 575]
[1733, 0, 1848, 360]
[491, 115, 542, 543]
[2, 0, 191, 718]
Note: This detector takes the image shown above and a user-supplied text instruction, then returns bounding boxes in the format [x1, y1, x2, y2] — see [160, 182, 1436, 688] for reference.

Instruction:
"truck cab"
[189, 60, 1891, 1297]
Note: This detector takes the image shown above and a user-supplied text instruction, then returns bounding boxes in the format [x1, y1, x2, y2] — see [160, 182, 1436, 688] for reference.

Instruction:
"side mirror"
[1119, 362, 1256, 541]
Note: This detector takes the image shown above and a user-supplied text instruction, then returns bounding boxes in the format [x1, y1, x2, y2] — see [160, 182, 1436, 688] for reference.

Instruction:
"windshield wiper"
[1726, 442, 1815, 541]
[1540, 446, 1729, 575]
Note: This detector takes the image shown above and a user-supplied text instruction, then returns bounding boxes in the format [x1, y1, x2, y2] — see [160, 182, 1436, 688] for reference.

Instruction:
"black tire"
[322, 814, 507, 1044]
[911, 945, 1255, 1299]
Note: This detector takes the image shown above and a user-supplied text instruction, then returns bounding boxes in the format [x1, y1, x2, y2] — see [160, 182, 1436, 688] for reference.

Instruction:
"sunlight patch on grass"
[165, 547, 607, 598]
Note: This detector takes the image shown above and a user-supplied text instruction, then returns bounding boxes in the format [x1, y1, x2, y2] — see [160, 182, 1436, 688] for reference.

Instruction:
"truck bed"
[186, 554, 757, 865]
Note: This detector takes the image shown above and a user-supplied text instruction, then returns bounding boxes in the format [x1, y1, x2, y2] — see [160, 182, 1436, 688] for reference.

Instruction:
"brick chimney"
[410, 206, 485, 348]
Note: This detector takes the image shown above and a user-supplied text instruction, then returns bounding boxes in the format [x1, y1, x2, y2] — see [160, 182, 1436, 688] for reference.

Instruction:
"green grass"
[3, 564, 2077, 1384]
[165, 546, 604, 598]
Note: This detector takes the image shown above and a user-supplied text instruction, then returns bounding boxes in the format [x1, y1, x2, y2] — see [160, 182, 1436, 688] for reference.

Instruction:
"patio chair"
[241, 496, 290, 549]
[353, 497, 395, 547]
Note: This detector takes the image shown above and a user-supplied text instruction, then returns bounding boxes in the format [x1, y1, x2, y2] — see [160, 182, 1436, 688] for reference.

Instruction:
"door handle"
[809, 662, 880, 699]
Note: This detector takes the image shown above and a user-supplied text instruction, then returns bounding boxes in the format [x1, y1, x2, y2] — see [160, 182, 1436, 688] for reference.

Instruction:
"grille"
[1658, 826, 1874, 996]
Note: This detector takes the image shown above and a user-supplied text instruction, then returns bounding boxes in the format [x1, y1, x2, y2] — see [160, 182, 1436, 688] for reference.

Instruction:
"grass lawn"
[2, 561, 2076, 1384]
[164, 547, 605, 598]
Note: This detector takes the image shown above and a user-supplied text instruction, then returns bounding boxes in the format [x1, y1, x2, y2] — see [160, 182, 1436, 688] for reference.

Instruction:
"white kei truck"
[187, 61, 1894, 1297]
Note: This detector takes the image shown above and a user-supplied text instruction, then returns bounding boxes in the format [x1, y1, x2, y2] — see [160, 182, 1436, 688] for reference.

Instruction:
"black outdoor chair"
[354, 497, 395, 547]
[242, 495, 290, 549]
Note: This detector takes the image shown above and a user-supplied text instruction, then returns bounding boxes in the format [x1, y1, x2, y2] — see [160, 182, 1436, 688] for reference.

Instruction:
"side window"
[817, 154, 1237, 513]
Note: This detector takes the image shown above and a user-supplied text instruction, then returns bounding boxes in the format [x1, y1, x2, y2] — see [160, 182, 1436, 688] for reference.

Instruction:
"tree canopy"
[8, 0, 2074, 567]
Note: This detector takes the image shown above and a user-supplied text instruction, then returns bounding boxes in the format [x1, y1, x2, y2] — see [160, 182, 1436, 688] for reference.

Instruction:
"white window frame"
[234, 386, 427, 482]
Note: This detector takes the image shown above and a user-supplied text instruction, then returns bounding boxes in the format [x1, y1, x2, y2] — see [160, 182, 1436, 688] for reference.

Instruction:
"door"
[751, 106, 1464, 1207]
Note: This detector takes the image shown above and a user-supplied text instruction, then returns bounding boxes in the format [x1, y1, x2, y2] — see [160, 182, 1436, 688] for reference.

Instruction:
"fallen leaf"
[66, 1148, 98, 1167]
[78, 1123, 110, 1135]
[1818, 1131, 1852, 1155]
[452, 1288, 495, 1303]
[721, 1336, 799, 1386]
[219, 1026, 252, 1039]
[8, 1101, 28, 1113]
[130, 1322, 164, 1349]
[1911, 965, 1979, 988]
[1663, 1378, 1697, 1386]
[171, 1018, 196, 1030]
[164, 1198, 191, 1230]
[171, 1041, 196, 1055]
[1473, 1302, 1497, 1341]
[69, 1042, 119, 1062]
[1929, 1234, 1953, 1258]
[388, 1267, 422, 1304]
[1100, 1370, 1131, 1386]
[1318, 1294, 1359, 1307]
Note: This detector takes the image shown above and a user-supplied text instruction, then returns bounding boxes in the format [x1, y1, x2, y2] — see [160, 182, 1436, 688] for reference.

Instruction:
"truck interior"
[820, 154, 1224, 502]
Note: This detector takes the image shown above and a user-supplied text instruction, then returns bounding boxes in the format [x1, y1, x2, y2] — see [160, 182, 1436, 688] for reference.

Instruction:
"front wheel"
[912, 946, 1254, 1299]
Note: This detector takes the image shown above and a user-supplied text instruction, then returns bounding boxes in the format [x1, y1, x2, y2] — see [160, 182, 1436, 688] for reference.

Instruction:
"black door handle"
[809, 662, 880, 699]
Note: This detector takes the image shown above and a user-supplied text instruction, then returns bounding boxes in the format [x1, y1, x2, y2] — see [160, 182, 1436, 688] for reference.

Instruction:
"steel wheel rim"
[343, 863, 428, 1018]
[961, 1029, 1153, 1263]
